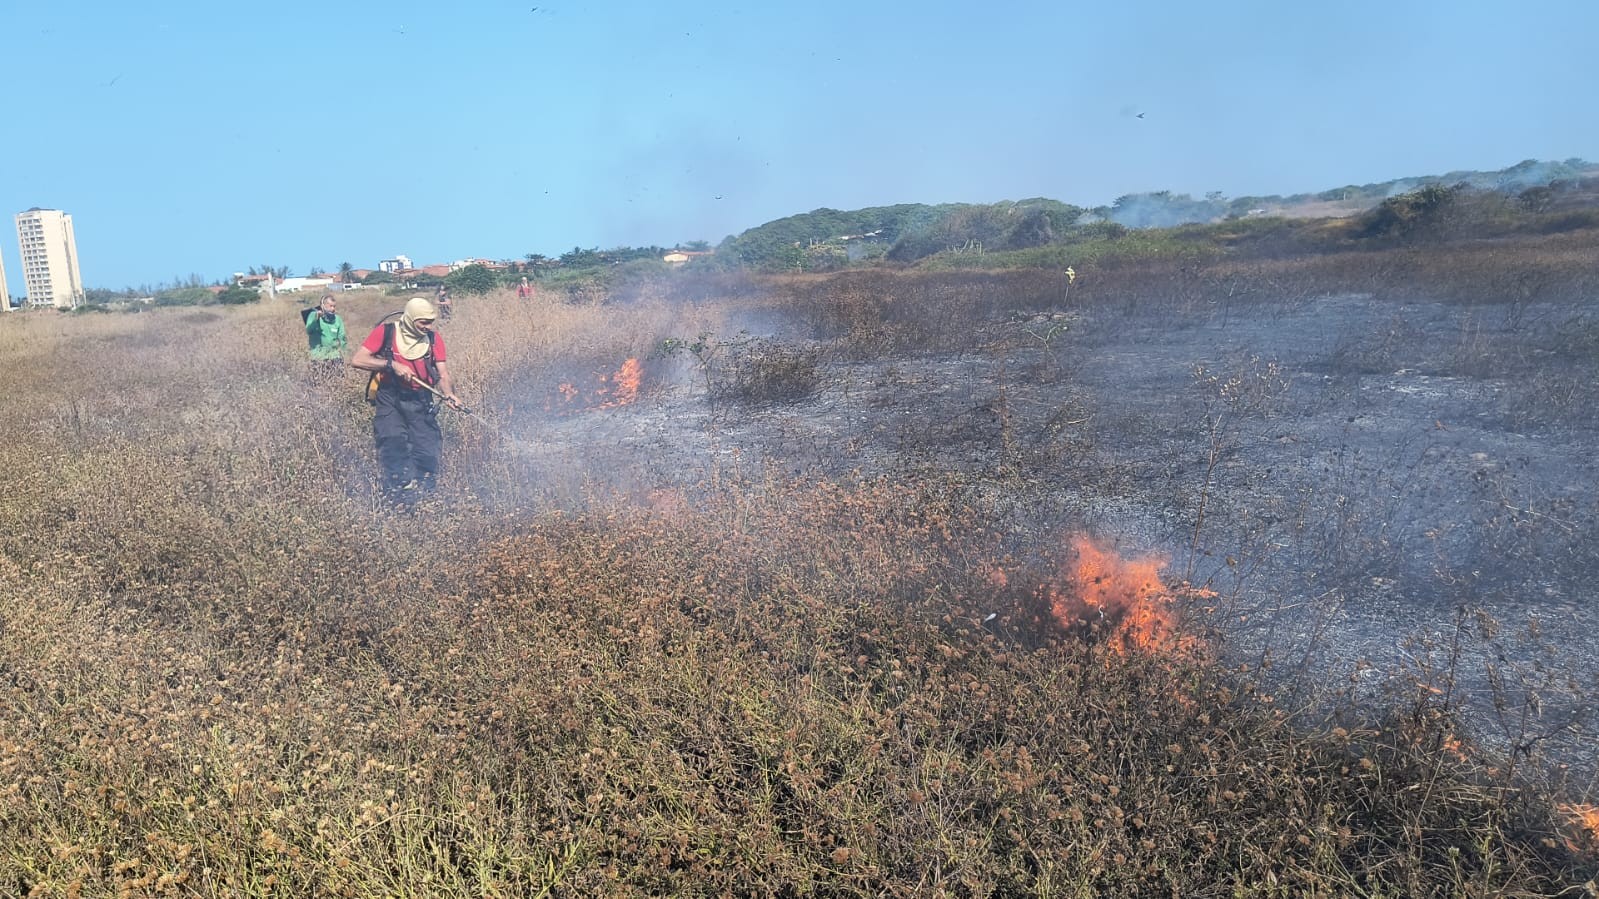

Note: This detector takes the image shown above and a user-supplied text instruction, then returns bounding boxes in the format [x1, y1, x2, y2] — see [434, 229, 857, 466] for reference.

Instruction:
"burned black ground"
[505, 285, 1599, 766]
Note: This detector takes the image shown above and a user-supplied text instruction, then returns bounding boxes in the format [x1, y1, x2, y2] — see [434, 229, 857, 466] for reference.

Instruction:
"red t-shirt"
[362, 324, 447, 388]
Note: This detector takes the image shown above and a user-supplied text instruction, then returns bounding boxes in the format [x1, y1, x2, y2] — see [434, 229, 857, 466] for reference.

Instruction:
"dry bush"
[708, 338, 825, 407]
[763, 269, 1065, 359]
[0, 283, 1594, 897]
[3, 467, 1591, 896]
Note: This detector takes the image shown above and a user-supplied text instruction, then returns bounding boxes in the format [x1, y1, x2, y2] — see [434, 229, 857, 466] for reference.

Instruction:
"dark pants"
[373, 387, 442, 499]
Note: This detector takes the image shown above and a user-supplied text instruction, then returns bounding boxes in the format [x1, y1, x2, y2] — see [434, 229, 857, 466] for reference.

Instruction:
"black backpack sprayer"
[358, 310, 508, 434]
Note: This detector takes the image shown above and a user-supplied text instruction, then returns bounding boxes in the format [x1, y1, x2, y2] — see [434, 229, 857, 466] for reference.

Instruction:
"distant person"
[517, 276, 532, 300]
[434, 284, 453, 321]
[350, 297, 462, 504]
[304, 294, 348, 376]
[1063, 265, 1077, 302]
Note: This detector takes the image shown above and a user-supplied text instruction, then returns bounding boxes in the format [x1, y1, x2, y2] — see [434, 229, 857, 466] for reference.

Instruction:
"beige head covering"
[395, 297, 438, 360]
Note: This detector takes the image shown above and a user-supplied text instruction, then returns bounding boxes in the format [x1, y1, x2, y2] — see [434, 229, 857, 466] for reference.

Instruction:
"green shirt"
[306, 312, 348, 361]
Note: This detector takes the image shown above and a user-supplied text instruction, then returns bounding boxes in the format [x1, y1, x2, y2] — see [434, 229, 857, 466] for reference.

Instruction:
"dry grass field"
[1, 254, 1597, 896]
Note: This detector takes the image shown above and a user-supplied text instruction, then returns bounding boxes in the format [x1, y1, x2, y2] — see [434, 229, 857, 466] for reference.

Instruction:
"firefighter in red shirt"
[350, 297, 462, 502]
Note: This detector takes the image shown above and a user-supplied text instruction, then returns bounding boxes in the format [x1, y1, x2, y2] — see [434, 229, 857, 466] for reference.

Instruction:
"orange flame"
[549, 358, 643, 411]
[1559, 803, 1599, 850]
[1044, 536, 1195, 654]
[596, 357, 642, 408]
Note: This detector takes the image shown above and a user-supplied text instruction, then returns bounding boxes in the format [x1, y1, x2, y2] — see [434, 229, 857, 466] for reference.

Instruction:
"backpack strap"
[366, 321, 403, 405]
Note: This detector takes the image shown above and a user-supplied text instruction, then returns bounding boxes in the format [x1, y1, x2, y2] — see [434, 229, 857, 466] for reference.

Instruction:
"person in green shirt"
[305, 294, 349, 376]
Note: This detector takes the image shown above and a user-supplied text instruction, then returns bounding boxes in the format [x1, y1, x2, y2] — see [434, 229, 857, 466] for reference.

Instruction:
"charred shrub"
[1532, 209, 1599, 234]
[713, 338, 824, 406]
[780, 270, 1068, 359]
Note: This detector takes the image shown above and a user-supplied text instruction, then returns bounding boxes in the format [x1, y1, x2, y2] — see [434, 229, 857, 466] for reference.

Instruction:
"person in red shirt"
[350, 297, 462, 503]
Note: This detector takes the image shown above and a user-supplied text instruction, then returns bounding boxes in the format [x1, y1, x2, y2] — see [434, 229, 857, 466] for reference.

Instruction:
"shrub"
[713, 338, 824, 405]
[151, 286, 213, 307]
[215, 285, 260, 305]
[1360, 183, 1461, 239]
[446, 263, 498, 295]
[1532, 209, 1599, 234]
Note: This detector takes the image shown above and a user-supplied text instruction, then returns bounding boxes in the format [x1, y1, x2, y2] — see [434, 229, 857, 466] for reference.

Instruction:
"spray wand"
[395, 374, 514, 436]
[410, 377, 473, 415]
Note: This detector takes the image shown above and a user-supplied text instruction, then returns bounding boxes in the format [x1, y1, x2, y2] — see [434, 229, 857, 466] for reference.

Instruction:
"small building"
[663, 250, 714, 266]
[273, 277, 335, 294]
[449, 258, 506, 272]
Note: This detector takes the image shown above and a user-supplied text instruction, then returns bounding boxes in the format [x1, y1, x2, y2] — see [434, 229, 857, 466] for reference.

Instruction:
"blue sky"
[2, 0, 1595, 290]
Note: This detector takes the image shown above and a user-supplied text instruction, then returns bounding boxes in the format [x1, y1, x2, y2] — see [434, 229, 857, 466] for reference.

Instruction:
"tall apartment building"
[15, 208, 84, 309]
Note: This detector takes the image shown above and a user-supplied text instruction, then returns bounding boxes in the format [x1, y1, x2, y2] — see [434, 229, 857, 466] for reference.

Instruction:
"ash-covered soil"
[502, 291, 1599, 756]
